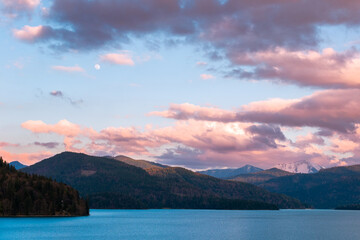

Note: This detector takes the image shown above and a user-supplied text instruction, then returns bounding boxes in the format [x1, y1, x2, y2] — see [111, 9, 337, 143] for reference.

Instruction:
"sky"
[1, 0, 360, 170]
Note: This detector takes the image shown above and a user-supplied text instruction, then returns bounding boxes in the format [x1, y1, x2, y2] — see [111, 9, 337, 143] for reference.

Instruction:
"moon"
[94, 64, 101, 70]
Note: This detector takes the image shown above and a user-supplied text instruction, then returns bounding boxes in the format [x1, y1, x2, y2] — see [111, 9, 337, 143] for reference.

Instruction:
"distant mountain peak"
[274, 160, 323, 174]
[9, 161, 28, 170]
[198, 165, 263, 179]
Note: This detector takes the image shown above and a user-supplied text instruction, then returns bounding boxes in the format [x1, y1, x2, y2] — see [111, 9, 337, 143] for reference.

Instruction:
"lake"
[1, 209, 359, 240]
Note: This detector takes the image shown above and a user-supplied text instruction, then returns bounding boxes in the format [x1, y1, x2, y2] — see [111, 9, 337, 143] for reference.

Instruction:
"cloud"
[149, 103, 236, 122]
[11, 0, 360, 52]
[17, 114, 360, 169]
[100, 53, 135, 66]
[157, 144, 330, 169]
[20, 118, 292, 167]
[151, 120, 286, 154]
[12, 25, 50, 42]
[10, 0, 360, 91]
[49, 90, 83, 106]
[196, 61, 207, 66]
[246, 124, 286, 148]
[2, 0, 40, 10]
[1, 0, 40, 17]
[51, 65, 85, 73]
[0, 142, 20, 148]
[157, 146, 203, 168]
[200, 74, 215, 80]
[226, 48, 360, 88]
[0, 141, 53, 165]
[22, 119, 81, 137]
[33, 141, 60, 149]
[50, 90, 63, 97]
[0, 149, 52, 165]
[151, 89, 360, 133]
[292, 133, 325, 148]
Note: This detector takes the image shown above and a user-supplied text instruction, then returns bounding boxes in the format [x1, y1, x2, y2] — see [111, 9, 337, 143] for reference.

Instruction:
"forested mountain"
[198, 165, 263, 179]
[230, 168, 295, 184]
[23, 152, 304, 210]
[260, 165, 360, 208]
[0, 157, 88, 216]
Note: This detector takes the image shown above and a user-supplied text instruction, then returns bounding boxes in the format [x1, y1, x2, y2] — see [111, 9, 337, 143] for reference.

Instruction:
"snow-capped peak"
[274, 160, 323, 174]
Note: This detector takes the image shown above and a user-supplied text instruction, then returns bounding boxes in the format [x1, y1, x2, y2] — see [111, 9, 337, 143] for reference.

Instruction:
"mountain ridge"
[113, 155, 168, 170]
[198, 165, 263, 179]
[230, 168, 295, 184]
[22, 152, 304, 210]
[260, 164, 360, 208]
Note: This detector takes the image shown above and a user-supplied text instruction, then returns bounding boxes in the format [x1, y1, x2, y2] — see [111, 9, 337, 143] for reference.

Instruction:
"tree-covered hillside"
[260, 165, 360, 208]
[230, 168, 295, 184]
[23, 152, 304, 210]
[0, 157, 88, 216]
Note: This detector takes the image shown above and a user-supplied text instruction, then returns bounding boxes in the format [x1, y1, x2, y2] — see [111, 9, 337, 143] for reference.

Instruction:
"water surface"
[1, 209, 359, 240]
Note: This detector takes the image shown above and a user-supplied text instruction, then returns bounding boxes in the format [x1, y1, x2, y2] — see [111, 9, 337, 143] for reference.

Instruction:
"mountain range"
[22, 152, 304, 210]
[259, 164, 360, 208]
[197, 160, 323, 180]
[196, 161, 360, 209]
[12, 151, 360, 210]
[198, 165, 263, 179]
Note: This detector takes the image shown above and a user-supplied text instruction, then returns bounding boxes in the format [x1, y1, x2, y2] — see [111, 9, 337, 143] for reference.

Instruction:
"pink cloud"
[18, 94, 360, 169]
[0, 149, 52, 165]
[13, 25, 47, 42]
[100, 53, 134, 66]
[157, 143, 331, 170]
[151, 120, 286, 154]
[331, 137, 358, 154]
[91, 126, 162, 155]
[293, 133, 325, 148]
[200, 74, 215, 80]
[2, 0, 40, 15]
[21, 119, 81, 137]
[228, 48, 360, 88]
[149, 103, 236, 122]
[51, 65, 85, 73]
[152, 89, 360, 133]
[20, 118, 292, 167]
[12, 117, 355, 169]
[0, 142, 20, 148]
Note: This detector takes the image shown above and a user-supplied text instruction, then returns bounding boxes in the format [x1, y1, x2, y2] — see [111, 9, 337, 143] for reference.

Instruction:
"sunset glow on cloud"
[51, 65, 85, 73]
[100, 53, 135, 66]
[13, 25, 46, 42]
[228, 48, 360, 88]
[1, 0, 360, 169]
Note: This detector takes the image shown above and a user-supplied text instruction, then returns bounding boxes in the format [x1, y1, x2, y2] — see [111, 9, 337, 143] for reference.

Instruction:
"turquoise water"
[1, 209, 360, 240]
